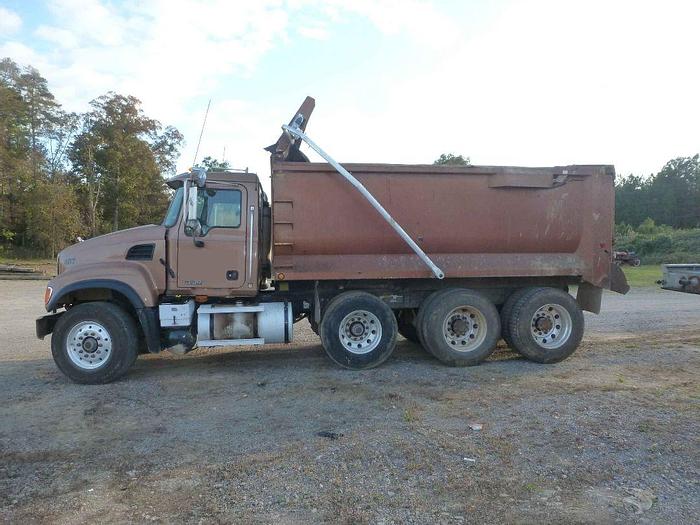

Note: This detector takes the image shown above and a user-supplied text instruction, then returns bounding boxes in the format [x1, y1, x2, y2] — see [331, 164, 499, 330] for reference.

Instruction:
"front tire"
[320, 291, 398, 369]
[508, 288, 584, 363]
[51, 302, 138, 384]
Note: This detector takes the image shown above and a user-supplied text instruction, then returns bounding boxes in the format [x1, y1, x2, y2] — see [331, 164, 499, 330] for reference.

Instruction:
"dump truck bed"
[270, 161, 616, 288]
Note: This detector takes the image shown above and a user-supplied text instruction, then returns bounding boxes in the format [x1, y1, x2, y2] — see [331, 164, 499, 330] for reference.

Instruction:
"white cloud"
[294, 0, 700, 180]
[34, 25, 81, 49]
[338, 0, 459, 49]
[2, 0, 699, 187]
[297, 23, 330, 41]
[0, 7, 22, 34]
[4, 0, 457, 179]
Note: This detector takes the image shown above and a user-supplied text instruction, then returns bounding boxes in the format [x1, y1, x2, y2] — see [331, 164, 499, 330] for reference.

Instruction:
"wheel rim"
[442, 306, 487, 352]
[66, 321, 112, 370]
[338, 310, 382, 355]
[530, 303, 572, 349]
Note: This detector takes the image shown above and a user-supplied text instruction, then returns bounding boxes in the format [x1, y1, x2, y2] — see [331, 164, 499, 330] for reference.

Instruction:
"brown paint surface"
[271, 162, 615, 288]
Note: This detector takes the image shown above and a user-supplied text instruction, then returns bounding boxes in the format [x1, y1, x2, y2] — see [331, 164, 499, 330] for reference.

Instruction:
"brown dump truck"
[36, 97, 629, 384]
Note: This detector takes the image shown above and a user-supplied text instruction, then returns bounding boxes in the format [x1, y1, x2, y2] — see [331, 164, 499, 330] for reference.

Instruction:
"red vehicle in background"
[614, 250, 641, 267]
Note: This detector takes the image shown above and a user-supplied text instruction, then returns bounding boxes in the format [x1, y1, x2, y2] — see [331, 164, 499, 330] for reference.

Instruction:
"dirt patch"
[1, 282, 699, 523]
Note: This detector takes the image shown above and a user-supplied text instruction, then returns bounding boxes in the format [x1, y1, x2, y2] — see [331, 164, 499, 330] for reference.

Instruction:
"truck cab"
[36, 167, 284, 383]
[163, 169, 270, 296]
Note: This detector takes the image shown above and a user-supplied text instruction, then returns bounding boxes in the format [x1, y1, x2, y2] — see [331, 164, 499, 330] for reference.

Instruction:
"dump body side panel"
[271, 162, 615, 287]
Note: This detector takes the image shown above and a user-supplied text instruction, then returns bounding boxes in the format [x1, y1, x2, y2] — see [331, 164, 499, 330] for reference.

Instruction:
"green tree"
[68, 93, 183, 233]
[433, 153, 471, 166]
[615, 155, 700, 228]
[15, 66, 60, 177]
[25, 177, 83, 257]
[614, 174, 652, 227]
[0, 58, 46, 250]
[200, 156, 231, 171]
[649, 155, 700, 228]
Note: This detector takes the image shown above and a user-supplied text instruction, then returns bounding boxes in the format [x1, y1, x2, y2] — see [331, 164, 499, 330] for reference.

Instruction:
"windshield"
[163, 187, 183, 228]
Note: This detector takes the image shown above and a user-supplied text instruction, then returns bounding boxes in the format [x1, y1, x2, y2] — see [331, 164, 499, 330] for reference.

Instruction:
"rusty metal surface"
[266, 96, 316, 162]
[270, 162, 616, 288]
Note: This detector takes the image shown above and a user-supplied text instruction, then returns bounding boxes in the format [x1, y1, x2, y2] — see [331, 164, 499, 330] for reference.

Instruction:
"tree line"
[0, 58, 183, 257]
[615, 155, 700, 229]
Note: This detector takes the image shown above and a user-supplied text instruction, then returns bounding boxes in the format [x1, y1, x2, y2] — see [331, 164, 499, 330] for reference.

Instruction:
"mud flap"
[610, 262, 630, 294]
[137, 307, 162, 353]
[576, 283, 603, 314]
[36, 312, 63, 339]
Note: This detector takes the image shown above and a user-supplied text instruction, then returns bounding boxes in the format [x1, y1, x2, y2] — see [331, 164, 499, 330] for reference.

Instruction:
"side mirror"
[184, 218, 201, 236]
[184, 180, 205, 247]
[185, 218, 205, 247]
[185, 180, 197, 221]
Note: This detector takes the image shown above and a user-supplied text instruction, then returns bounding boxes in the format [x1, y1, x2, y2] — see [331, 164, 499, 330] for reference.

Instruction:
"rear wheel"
[421, 289, 501, 366]
[416, 290, 449, 351]
[320, 291, 398, 369]
[51, 302, 138, 384]
[508, 287, 584, 363]
[500, 288, 534, 350]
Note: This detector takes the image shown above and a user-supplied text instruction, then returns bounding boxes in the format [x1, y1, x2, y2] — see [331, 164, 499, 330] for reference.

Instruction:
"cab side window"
[196, 188, 241, 234]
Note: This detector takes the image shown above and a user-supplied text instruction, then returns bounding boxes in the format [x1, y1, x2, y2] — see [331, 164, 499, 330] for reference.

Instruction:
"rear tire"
[421, 289, 501, 366]
[500, 288, 534, 350]
[508, 287, 584, 363]
[51, 302, 138, 384]
[416, 290, 450, 352]
[320, 291, 398, 370]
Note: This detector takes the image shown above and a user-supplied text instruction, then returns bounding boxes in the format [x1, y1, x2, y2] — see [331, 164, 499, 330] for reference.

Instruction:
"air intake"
[126, 243, 155, 261]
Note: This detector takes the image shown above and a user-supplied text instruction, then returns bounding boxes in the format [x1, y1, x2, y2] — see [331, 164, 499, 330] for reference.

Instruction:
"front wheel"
[320, 291, 398, 370]
[51, 302, 139, 384]
[508, 288, 584, 363]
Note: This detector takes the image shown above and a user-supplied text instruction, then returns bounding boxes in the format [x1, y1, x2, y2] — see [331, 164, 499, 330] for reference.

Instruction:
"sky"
[1, 0, 699, 192]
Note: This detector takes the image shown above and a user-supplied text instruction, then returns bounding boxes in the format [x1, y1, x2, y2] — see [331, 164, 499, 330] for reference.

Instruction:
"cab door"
[177, 183, 247, 290]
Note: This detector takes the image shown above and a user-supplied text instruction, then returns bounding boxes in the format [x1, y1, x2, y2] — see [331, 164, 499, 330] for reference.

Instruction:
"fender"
[42, 278, 161, 353]
[47, 278, 145, 312]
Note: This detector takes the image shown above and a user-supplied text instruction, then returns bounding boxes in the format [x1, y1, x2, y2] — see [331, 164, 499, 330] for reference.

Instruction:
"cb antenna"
[192, 99, 211, 167]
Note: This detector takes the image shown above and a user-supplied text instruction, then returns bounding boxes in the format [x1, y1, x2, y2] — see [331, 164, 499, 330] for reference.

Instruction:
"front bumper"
[36, 312, 63, 339]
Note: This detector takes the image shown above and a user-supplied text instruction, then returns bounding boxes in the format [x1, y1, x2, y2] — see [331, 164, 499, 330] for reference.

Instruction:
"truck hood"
[58, 224, 166, 273]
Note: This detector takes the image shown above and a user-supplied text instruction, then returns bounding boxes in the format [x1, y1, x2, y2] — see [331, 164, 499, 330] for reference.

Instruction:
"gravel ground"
[0, 281, 698, 524]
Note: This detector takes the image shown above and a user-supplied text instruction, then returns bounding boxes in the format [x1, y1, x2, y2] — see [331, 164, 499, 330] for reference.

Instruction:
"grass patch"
[0, 256, 54, 266]
[403, 405, 421, 423]
[621, 265, 662, 288]
[0, 256, 56, 276]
